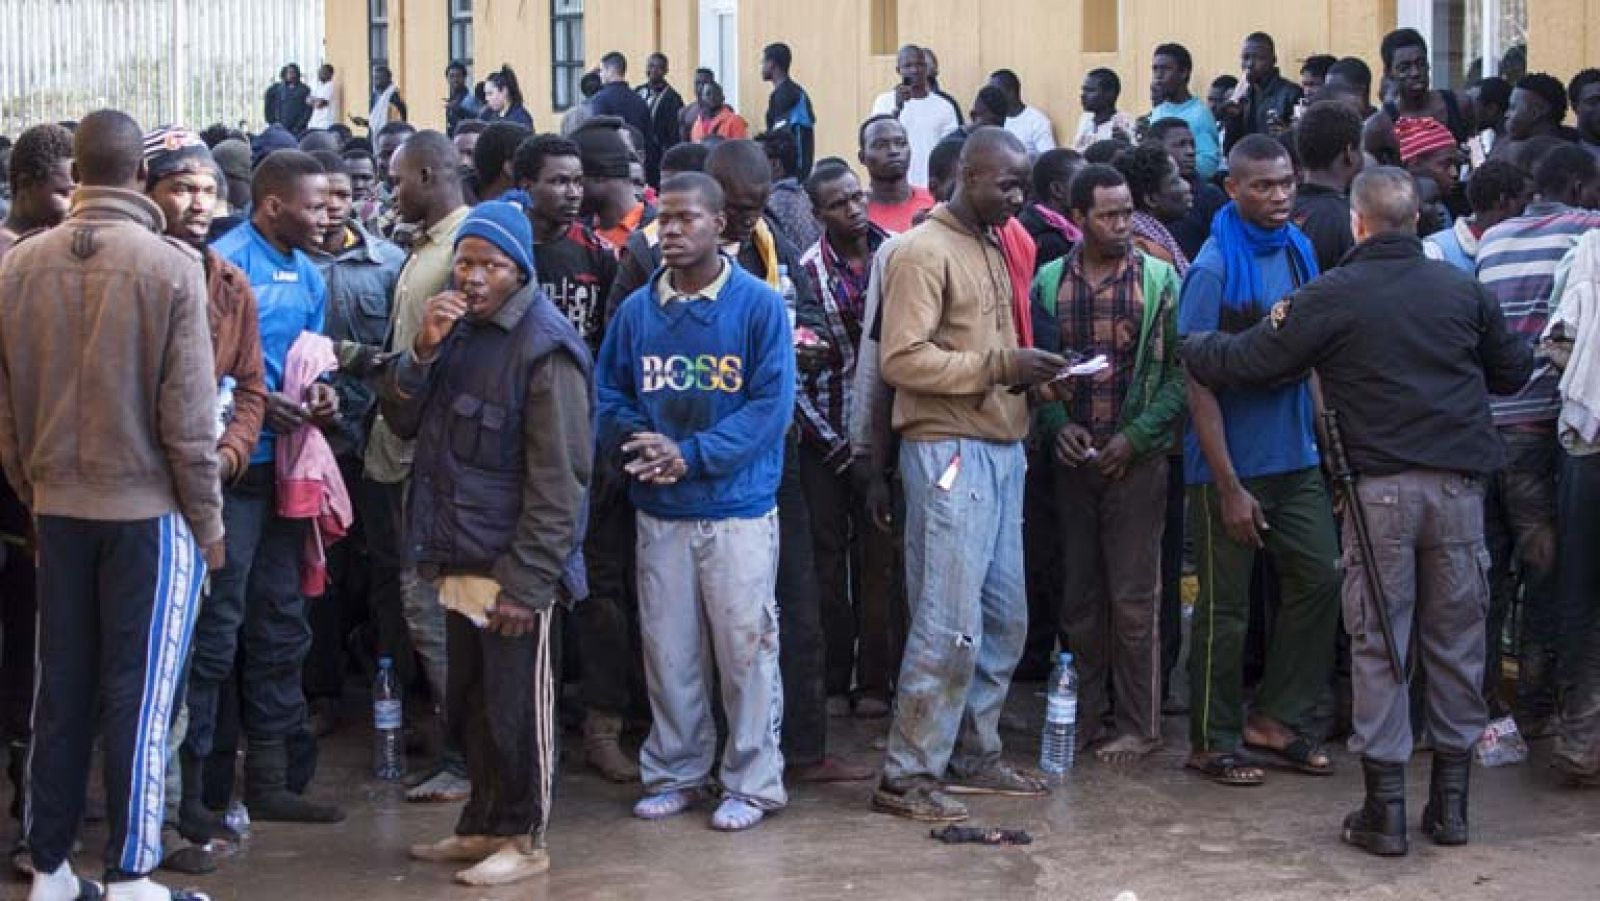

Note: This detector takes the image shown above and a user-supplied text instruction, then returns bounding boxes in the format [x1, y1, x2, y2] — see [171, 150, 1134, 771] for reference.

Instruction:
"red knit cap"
[1395, 116, 1456, 164]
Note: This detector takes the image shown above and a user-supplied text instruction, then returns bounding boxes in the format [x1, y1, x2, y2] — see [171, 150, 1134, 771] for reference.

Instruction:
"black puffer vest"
[406, 284, 593, 600]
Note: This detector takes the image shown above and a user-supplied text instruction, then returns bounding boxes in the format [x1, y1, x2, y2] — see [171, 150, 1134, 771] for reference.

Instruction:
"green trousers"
[1187, 467, 1341, 752]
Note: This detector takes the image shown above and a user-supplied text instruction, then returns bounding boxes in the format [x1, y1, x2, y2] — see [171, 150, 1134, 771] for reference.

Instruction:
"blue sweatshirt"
[596, 261, 795, 520]
[213, 220, 327, 464]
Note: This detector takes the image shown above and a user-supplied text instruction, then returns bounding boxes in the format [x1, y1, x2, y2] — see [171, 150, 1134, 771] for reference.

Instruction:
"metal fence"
[0, 0, 325, 136]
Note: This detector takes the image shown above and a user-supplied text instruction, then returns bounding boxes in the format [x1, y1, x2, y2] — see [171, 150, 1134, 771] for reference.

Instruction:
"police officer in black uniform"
[1182, 166, 1533, 856]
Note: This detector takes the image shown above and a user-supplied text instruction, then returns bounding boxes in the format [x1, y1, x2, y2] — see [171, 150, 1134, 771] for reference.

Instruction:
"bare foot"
[788, 756, 875, 783]
[1093, 735, 1160, 765]
[411, 833, 503, 863]
[1243, 713, 1296, 749]
[1244, 713, 1332, 773]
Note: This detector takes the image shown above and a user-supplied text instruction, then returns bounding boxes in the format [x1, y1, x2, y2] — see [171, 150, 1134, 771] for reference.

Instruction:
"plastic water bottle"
[778, 263, 798, 328]
[373, 656, 405, 781]
[223, 801, 251, 840]
[1040, 651, 1078, 778]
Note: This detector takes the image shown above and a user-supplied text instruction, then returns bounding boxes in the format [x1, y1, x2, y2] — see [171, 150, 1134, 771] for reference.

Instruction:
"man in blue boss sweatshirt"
[596, 172, 795, 833]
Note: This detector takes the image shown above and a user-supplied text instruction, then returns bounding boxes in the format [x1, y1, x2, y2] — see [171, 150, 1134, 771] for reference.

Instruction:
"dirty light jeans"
[883, 438, 1027, 785]
[636, 509, 788, 809]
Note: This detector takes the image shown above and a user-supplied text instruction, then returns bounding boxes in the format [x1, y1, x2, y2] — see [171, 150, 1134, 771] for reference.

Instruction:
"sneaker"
[943, 761, 1050, 797]
[405, 767, 471, 804]
[871, 780, 969, 822]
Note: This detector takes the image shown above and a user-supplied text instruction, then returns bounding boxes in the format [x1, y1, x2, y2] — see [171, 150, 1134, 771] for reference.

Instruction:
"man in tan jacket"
[0, 109, 224, 901]
[871, 128, 1066, 823]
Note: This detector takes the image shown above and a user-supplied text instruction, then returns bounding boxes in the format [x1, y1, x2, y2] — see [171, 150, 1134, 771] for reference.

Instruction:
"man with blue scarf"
[1178, 135, 1341, 787]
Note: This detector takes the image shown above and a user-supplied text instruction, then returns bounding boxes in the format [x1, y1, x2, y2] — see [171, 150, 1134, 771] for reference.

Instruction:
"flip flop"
[1244, 736, 1334, 776]
[1186, 753, 1265, 787]
[632, 788, 701, 820]
[709, 797, 766, 832]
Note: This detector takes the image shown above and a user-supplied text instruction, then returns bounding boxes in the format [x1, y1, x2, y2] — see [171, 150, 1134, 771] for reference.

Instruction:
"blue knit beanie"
[455, 200, 536, 282]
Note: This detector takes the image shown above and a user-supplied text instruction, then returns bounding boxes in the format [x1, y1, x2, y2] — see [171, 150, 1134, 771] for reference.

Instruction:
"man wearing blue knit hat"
[383, 200, 593, 886]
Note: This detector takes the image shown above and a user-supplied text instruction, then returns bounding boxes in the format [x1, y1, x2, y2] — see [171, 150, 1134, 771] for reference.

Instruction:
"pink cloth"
[997, 217, 1037, 348]
[275, 332, 352, 597]
[1031, 203, 1083, 244]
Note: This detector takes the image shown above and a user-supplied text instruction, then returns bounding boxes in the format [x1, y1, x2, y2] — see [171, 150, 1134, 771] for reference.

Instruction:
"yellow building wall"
[322, 0, 1596, 154]
[738, 0, 1406, 165]
[395, 0, 449, 132]
[324, 0, 369, 128]
[1530, 0, 1600, 87]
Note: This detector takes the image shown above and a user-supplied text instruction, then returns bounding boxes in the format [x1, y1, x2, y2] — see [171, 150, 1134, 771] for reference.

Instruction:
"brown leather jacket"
[0, 188, 223, 543]
[204, 248, 267, 479]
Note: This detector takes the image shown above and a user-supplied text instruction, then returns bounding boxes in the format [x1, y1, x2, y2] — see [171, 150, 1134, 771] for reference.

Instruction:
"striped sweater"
[1475, 202, 1600, 427]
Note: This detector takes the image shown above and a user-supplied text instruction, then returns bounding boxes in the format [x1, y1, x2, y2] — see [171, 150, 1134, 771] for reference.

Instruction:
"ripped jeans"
[883, 439, 1028, 785]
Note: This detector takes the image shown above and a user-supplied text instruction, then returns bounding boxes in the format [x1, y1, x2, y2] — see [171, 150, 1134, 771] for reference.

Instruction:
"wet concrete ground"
[4, 683, 1600, 901]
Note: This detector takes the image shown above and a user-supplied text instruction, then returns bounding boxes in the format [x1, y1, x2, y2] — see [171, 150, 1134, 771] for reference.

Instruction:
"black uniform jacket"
[1182, 233, 1534, 477]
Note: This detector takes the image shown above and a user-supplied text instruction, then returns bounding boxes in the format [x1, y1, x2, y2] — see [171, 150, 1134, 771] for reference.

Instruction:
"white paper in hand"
[1058, 354, 1109, 379]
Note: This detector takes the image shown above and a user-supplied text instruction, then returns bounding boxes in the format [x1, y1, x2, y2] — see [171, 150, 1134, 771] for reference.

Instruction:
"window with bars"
[369, 0, 389, 79]
[449, 0, 473, 67]
[551, 0, 584, 111]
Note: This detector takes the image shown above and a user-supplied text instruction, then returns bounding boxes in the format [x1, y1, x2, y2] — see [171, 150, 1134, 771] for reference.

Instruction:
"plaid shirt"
[1051, 246, 1144, 442]
[795, 225, 888, 469]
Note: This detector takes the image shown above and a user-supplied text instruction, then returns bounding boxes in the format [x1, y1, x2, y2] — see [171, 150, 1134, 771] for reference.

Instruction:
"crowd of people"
[1, 27, 1599, 900]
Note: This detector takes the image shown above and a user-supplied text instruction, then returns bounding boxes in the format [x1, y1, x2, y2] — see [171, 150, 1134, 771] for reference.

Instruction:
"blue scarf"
[1209, 201, 1319, 311]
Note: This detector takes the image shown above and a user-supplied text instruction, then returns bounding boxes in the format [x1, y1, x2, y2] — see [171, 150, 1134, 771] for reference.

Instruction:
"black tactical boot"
[1342, 757, 1408, 856]
[1421, 749, 1471, 846]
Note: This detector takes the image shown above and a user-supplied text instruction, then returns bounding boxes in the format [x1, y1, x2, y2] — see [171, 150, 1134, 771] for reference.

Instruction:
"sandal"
[943, 761, 1050, 797]
[871, 780, 970, 822]
[1244, 735, 1334, 776]
[709, 797, 766, 832]
[1186, 753, 1265, 787]
[632, 788, 702, 820]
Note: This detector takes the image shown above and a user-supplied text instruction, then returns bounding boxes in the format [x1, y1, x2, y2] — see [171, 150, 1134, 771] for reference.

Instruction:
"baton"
[1323, 410, 1406, 684]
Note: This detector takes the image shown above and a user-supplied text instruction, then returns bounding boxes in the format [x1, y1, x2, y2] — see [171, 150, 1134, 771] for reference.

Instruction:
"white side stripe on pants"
[533, 607, 555, 845]
[120, 514, 206, 875]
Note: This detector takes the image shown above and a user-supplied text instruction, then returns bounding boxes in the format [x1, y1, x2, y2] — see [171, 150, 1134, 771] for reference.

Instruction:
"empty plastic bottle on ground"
[373, 656, 405, 781]
[1040, 652, 1078, 777]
